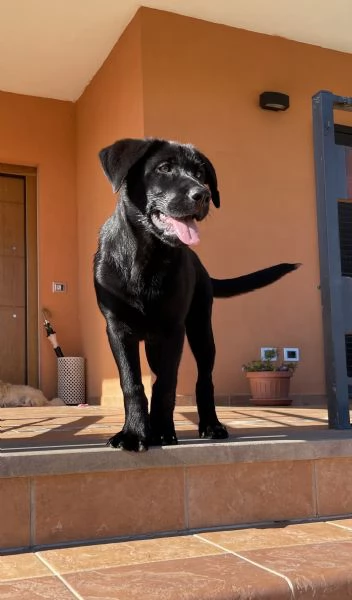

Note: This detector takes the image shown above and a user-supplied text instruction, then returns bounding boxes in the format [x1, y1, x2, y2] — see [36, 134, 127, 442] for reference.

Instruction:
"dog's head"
[99, 138, 220, 247]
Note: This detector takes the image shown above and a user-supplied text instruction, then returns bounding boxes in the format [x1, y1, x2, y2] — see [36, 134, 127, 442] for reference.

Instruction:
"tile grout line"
[194, 534, 295, 598]
[35, 553, 85, 600]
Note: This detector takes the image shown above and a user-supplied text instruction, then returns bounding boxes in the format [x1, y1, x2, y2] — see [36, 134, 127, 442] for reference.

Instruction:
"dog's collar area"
[151, 211, 200, 246]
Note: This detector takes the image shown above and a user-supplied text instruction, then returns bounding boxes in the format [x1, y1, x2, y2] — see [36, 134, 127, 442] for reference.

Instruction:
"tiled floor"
[2, 519, 352, 599]
[2, 404, 352, 598]
[0, 403, 333, 451]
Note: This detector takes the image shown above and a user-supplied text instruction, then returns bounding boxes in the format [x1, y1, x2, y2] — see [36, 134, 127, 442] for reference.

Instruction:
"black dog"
[94, 138, 298, 451]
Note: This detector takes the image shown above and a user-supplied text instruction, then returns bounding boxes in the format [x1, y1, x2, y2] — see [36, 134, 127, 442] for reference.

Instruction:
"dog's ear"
[99, 138, 155, 193]
[197, 152, 220, 208]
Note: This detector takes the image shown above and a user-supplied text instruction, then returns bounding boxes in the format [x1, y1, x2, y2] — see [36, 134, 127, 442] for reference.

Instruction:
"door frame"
[0, 163, 38, 386]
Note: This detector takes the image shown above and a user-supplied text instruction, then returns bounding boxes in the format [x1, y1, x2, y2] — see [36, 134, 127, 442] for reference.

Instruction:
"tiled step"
[2, 405, 352, 553]
[2, 519, 352, 599]
[2, 420, 352, 552]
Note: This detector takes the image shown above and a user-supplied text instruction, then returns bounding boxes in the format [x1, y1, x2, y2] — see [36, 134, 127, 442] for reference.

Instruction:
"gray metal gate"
[312, 90, 352, 429]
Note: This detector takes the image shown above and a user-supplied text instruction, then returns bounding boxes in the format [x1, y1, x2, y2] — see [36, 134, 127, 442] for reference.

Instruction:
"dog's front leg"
[106, 321, 150, 452]
[145, 327, 185, 446]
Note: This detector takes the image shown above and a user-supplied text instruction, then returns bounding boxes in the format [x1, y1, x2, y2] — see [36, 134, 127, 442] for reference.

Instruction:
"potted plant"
[242, 348, 297, 406]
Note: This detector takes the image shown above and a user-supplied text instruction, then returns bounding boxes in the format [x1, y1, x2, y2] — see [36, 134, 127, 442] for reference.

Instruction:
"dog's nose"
[189, 186, 210, 203]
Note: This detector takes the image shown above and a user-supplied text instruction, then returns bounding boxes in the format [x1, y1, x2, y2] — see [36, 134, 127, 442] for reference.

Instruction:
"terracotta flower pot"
[245, 371, 293, 406]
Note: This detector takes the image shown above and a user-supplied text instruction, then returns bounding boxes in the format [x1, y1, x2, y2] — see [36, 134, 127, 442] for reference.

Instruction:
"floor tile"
[242, 540, 352, 599]
[64, 553, 291, 600]
[0, 553, 51, 581]
[329, 518, 352, 530]
[39, 534, 223, 573]
[0, 576, 76, 599]
[199, 521, 352, 551]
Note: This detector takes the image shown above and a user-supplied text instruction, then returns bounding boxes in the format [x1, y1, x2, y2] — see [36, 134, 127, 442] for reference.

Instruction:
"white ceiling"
[1, 0, 352, 102]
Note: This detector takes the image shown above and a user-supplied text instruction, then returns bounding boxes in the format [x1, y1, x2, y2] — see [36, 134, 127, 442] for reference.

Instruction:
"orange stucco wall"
[0, 91, 79, 397]
[139, 8, 352, 397]
[75, 12, 146, 403]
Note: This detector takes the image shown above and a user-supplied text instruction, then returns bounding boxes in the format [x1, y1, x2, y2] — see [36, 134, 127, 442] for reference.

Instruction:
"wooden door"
[0, 175, 26, 383]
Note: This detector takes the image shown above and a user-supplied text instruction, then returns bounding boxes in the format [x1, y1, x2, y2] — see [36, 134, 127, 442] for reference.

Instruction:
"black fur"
[94, 138, 299, 451]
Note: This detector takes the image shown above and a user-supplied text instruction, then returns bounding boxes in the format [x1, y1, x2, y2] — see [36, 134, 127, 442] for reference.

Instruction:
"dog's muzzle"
[151, 211, 200, 245]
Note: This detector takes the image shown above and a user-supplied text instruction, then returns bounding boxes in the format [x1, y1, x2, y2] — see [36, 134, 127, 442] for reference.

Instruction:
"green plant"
[242, 348, 298, 373]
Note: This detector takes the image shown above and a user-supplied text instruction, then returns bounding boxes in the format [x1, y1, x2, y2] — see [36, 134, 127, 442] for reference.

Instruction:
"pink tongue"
[165, 216, 200, 245]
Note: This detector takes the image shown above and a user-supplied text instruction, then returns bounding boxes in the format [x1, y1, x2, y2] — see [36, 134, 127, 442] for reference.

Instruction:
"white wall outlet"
[284, 347, 300, 362]
[260, 347, 278, 361]
[52, 281, 67, 293]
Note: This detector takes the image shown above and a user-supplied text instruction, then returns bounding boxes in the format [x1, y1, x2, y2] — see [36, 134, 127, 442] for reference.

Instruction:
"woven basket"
[57, 357, 86, 405]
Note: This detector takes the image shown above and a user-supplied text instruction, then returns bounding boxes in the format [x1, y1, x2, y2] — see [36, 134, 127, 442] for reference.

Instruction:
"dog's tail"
[211, 263, 300, 298]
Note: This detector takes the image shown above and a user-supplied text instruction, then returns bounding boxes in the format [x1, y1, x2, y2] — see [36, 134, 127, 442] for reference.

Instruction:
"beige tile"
[34, 467, 185, 545]
[243, 541, 352, 599]
[329, 518, 352, 530]
[0, 554, 51, 581]
[316, 458, 352, 516]
[0, 576, 76, 599]
[187, 460, 314, 529]
[64, 554, 291, 600]
[200, 521, 352, 551]
[0, 478, 30, 550]
[40, 534, 223, 573]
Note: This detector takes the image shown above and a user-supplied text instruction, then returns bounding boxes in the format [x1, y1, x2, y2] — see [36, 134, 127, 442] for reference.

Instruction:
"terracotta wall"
[75, 12, 147, 403]
[139, 8, 352, 397]
[0, 91, 79, 397]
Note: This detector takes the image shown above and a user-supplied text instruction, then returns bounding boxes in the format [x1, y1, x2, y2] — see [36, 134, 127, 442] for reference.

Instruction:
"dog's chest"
[136, 271, 181, 309]
[128, 264, 193, 326]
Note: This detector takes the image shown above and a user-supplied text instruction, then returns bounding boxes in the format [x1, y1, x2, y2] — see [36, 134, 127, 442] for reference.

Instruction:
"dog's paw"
[150, 433, 178, 447]
[107, 430, 149, 452]
[199, 423, 229, 440]
[150, 422, 178, 447]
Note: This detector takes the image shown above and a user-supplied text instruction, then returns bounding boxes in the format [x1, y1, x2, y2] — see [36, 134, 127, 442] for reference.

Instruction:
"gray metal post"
[312, 90, 351, 428]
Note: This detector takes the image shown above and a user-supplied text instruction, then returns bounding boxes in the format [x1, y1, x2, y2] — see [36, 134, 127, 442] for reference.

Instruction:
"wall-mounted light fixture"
[259, 91, 289, 111]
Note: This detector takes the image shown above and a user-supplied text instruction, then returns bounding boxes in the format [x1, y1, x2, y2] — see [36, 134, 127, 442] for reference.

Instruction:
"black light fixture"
[259, 91, 290, 112]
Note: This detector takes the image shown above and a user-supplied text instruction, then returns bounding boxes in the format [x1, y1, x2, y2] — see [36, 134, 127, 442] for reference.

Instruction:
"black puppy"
[94, 138, 298, 452]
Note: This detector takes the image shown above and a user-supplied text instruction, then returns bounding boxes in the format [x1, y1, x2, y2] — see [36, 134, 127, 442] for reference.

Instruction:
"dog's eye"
[157, 163, 172, 174]
[195, 170, 204, 180]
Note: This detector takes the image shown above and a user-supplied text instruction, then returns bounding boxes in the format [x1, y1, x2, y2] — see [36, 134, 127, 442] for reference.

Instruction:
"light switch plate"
[284, 347, 300, 362]
[52, 282, 67, 293]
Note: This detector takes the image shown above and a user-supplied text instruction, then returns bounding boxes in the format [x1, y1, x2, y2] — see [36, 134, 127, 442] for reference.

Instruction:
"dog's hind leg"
[186, 288, 228, 440]
[145, 328, 185, 446]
